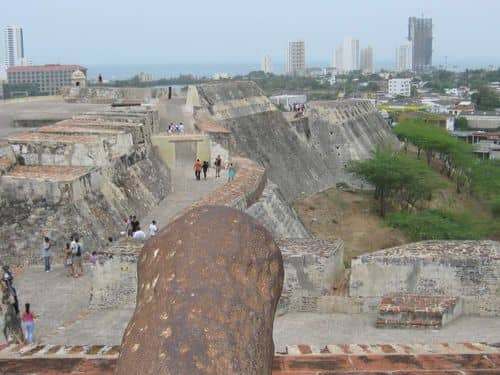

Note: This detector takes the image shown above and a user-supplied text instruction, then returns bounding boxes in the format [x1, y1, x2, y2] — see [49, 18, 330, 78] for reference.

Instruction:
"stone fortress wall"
[0, 105, 170, 266]
[187, 81, 395, 199]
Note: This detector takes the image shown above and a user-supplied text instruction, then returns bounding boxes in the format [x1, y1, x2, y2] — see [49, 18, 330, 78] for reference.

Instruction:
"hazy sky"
[2, 0, 500, 67]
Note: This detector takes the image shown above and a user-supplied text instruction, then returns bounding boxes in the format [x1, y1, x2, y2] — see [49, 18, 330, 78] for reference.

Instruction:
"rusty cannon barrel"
[116, 205, 284, 375]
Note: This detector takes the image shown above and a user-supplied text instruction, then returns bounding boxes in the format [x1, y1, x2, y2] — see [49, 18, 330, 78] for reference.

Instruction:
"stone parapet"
[0, 342, 498, 374]
[277, 239, 344, 314]
[1, 165, 101, 205]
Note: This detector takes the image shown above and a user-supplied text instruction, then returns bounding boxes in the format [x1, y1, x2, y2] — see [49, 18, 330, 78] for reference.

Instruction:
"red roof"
[7, 64, 87, 73]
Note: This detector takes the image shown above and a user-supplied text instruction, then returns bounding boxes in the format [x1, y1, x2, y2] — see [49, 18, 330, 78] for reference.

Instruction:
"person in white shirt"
[149, 220, 158, 237]
[133, 227, 146, 239]
[179, 123, 185, 133]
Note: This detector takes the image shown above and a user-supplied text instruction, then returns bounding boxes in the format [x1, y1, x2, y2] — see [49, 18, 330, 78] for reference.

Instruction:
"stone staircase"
[376, 294, 463, 329]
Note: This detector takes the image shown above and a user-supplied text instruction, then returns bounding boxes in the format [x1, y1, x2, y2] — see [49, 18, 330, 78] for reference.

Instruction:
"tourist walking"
[71, 236, 83, 277]
[131, 216, 140, 234]
[149, 220, 158, 237]
[90, 251, 98, 267]
[2, 265, 19, 315]
[228, 163, 236, 181]
[193, 159, 202, 180]
[64, 243, 74, 277]
[202, 161, 209, 180]
[22, 303, 36, 344]
[215, 155, 222, 178]
[42, 237, 51, 273]
[125, 216, 133, 237]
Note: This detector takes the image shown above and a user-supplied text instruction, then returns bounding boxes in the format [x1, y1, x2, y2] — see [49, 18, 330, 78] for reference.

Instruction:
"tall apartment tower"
[341, 36, 360, 73]
[286, 40, 305, 75]
[335, 46, 343, 72]
[3, 25, 24, 67]
[396, 42, 413, 71]
[360, 46, 374, 74]
[261, 54, 273, 74]
[408, 16, 433, 72]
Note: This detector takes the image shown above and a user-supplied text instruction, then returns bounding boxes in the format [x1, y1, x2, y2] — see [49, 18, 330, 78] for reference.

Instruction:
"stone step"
[376, 294, 463, 329]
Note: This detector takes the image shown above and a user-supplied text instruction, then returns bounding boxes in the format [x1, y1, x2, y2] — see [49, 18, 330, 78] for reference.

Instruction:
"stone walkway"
[143, 166, 226, 231]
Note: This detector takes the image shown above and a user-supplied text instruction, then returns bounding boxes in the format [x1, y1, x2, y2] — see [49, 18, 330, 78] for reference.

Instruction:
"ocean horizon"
[85, 59, 500, 81]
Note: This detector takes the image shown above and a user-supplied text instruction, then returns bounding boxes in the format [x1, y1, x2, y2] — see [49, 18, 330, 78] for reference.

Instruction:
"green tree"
[471, 87, 500, 111]
[348, 148, 440, 217]
[454, 117, 469, 130]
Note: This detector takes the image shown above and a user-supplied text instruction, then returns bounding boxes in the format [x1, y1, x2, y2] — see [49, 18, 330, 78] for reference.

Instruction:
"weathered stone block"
[116, 205, 284, 375]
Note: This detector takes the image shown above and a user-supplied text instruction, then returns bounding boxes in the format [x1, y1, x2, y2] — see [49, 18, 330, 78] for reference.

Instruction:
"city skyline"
[1, 1, 500, 68]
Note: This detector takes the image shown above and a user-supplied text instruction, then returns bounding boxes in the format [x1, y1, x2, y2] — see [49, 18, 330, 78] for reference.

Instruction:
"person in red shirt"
[22, 303, 36, 344]
[193, 159, 202, 180]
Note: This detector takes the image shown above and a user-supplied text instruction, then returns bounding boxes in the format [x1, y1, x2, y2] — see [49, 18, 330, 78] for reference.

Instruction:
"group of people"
[63, 235, 86, 278]
[193, 155, 236, 181]
[42, 235, 88, 278]
[1, 265, 36, 344]
[125, 215, 158, 239]
[289, 103, 305, 112]
[167, 122, 185, 133]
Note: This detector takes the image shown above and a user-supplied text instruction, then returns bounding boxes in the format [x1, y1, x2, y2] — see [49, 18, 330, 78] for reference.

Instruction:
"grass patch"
[385, 209, 491, 241]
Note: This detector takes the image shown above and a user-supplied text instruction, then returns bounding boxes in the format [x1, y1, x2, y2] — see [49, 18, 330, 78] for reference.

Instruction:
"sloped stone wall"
[188, 81, 396, 199]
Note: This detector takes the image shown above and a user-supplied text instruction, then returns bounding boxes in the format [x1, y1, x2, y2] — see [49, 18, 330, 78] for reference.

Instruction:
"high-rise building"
[335, 46, 343, 72]
[341, 36, 359, 73]
[395, 42, 413, 72]
[3, 25, 25, 67]
[286, 40, 305, 75]
[360, 46, 374, 74]
[261, 54, 273, 74]
[408, 16, 433, 72]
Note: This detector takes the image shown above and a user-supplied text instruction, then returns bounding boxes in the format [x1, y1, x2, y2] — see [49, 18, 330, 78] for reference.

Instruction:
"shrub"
[385, 209, 487, 241]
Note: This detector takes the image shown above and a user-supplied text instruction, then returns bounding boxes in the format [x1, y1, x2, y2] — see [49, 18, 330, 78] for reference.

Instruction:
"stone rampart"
[0, 104, 169, 266]
[187, 81, 396, 199]
[0, 152, 170, 266]
[0, 165, 101, 205]
[349, 241, 500, 316]
[246, 181, 310, 239]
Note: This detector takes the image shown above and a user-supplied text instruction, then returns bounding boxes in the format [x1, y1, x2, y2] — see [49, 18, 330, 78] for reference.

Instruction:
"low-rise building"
[388, 78, 411, 97]
[7, 64, 87, 95]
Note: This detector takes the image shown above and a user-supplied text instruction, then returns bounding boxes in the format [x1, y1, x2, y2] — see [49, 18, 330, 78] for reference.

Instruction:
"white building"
[337, 36, 359, 73]
[388, 78, 412, 97]
[396, 42, 413, 72]
[335, 46, 343, 72]
[261, 54, 273, 74]
[360, 46, 374, 74]
[287, 40, 305, 75]
[3, 25, 24, 68]
[270, 94, 307, 108]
